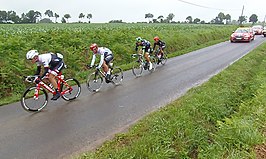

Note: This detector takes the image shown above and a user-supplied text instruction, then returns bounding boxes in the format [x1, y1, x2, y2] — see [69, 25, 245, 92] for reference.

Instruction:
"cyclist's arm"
[34, 66, 41, 76]
[97, 54, 104, 69]
[153, 43, 157, 51]
[135, 44, 138, 52]
[40, 67, 49, 78]
[90, 54, 96, 67]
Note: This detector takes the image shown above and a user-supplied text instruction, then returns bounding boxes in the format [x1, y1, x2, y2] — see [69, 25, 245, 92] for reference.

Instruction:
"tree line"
[0, 9, 92, 24]
[144, 12, 260, 25]
[0, 9, 260, 25]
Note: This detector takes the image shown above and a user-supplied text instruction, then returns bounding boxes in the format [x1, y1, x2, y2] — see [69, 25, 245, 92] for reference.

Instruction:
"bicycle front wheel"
[132, 60, 143, 77]
[111, 67, 123, 85]
[87, 72, 103, 92]
[21, 87, 48, 112]
[61, 78, 81, 101]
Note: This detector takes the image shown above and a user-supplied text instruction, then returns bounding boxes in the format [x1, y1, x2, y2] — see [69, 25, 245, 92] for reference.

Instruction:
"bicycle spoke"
[61, 78, 81, 101]
[132, 61, 143, 77]
[111, 67, 123, 85]
[21, 87, 48, 112]
[87, 72, 103, 92]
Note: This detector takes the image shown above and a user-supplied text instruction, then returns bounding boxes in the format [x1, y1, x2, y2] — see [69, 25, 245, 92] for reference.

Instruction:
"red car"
[252, 25, 263, 35]
[230, 27, 255, 43]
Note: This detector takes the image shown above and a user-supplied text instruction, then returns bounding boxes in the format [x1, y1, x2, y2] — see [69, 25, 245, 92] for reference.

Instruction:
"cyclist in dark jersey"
[153, 36, 166, 64]
[135, 37, 153, 70]
[26, 50, 65, 100]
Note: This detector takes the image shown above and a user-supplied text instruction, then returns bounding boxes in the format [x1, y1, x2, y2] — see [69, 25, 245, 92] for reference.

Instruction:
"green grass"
[77, 43, 266, 158]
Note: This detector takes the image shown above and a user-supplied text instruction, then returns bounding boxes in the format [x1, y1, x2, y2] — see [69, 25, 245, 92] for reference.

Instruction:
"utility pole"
[239, 5, 244, 25]
[263, 14, 266, 28]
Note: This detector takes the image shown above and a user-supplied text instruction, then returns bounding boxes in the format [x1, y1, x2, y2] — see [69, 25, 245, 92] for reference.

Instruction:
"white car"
[252, 25, 263, 35]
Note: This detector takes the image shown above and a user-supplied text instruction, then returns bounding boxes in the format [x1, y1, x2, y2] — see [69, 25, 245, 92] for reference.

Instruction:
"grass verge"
[77, 43, 266, 158]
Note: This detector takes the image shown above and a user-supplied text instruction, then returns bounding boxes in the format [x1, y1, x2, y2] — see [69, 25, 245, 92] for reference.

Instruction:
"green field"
[0, 23, 236, 105]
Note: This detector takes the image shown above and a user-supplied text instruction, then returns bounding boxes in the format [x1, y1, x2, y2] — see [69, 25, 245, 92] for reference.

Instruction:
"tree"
[7, 11, 20, 23]
[186, 16, 192, 23]
[63, 14, 71, 23]
[87, 13, 92, 23]
[225, 14, 231, 24]
[249, 14, 258, 24]
[193, 18, 201, 24]
[152, 19, 159, 23]
[61, 17, 66, 23]
[109, 20, 123, 23]
[0, 10, 8, 23]
[238, 15, 247, 25]
[145, 13, 153, 23]
[21, 10, 41, 23]
[54, 13, 59, 23]
[166, 13, 175, 23]
[44, 9, 53, 18]
[157, 15, 164, 23]
[79, 13, 85, 22]
[217, 12, 226, 23]
[39, 18, 53, 23]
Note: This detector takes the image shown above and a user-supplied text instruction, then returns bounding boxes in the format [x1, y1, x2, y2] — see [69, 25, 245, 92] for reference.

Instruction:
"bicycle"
[131, 53, 156, 77]
[21, 73, 81, 112]
[154, 48, 168, 65]
[86, 63, 123, 92]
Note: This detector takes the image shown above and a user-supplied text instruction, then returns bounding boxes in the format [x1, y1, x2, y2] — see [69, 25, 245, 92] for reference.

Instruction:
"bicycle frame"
[94, 68, 106, 78]
[33, 73, 72, 99]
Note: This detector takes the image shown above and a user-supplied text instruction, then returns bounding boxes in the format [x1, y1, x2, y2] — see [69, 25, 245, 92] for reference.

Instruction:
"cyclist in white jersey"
[88, 43, 114, 82]
[26, 50, 64, 100]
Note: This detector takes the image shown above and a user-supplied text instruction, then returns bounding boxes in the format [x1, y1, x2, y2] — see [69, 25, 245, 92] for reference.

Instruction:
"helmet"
[26, 50, 39, 60]
[154, 36, 159, 41]
[136, 37, 142, 42]
[90, 43, 98, 51]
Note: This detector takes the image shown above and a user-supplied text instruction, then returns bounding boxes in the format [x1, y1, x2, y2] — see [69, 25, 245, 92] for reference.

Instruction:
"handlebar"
[86, 64, 101, 70]
[24, 76, 38, 83]
[131, 54, 143, 58]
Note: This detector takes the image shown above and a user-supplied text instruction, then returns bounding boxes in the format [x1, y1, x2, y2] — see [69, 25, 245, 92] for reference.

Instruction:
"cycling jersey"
[90, 47, 113, 68]
[153, 40, 166, 50]
[35, 53, 64, 78]
[135, 39, 151, 53]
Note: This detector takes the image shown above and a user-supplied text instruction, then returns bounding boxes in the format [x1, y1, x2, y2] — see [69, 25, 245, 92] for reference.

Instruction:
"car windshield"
[253, 26, 262, 29]
[235, 29, 248, 33]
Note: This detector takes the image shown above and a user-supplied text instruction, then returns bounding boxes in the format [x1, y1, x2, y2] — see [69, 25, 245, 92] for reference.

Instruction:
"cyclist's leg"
[104, 55, 113, 81]
[49, 62, 64, 100]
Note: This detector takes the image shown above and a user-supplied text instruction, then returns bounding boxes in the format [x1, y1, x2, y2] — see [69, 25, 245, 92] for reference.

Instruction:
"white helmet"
[26, 50, 39, 60]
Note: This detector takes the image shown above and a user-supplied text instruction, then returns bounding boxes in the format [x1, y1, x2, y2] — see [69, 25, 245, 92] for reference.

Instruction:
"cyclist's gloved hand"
[33, 75, 41, 84]
[96, 65, 101, 70]
[86, 64, 92, 69]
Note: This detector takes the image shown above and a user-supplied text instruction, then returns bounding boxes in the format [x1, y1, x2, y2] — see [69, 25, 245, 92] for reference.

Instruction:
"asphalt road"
[0, 36, 265, 159]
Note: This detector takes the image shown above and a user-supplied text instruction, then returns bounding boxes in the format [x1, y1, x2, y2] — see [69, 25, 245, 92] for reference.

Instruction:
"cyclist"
[135, 37, 152, 70]
[88, 43, 114, 82]
[26, 50, 65, 100]
[153, 36, 166, 64]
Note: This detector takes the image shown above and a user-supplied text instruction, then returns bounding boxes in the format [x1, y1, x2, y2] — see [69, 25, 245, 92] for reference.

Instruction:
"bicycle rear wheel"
[21, 87, 48, 112]
[61, 78, 81, 101]
[111, 67, 123, 85]
[132, 60, 143, 77]
[87, 72, 103, 92]
[160, 52, 168, 65]
[149, 56, 156, 73]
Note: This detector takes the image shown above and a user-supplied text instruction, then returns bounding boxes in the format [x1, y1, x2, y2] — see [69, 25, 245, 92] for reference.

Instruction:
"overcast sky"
[1, 0, 266, 23]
